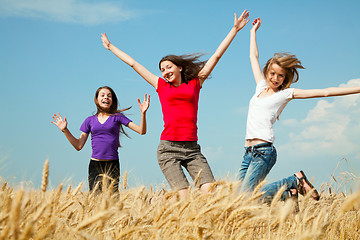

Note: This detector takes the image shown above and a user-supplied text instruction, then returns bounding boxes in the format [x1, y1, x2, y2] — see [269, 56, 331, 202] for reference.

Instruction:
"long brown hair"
[159, 53, 207, 84]
[263, 52, 305, 90]
[94, 86, 131, 139]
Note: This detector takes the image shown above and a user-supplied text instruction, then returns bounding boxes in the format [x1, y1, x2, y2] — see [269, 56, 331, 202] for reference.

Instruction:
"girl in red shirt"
[101, 10, 250, 200]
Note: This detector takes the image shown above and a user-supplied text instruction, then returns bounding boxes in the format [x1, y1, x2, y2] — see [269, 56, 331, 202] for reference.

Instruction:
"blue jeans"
[238, 143, 297, 202]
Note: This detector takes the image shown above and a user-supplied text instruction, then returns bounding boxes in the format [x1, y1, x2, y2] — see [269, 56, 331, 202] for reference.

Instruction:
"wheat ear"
[41, 159, 49, 193]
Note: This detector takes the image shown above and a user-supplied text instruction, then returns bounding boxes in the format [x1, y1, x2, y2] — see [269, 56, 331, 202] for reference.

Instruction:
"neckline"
[257, 88, 278, 99]
[97, 114, 111, 125]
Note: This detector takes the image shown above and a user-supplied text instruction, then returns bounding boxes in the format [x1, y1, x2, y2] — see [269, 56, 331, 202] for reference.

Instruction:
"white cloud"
[279, 79, 360, 157]
[0, 0, 135, 25]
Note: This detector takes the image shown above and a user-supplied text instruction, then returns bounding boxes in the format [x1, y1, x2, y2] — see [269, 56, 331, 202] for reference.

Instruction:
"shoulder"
[255, 79, 267, 92]
[158, 77, 167, 86]
[279, 87, 294, 99]
[114, 112, 132, 123]
[113, 112, 125, 119]
[257, 79, 267, 87]
[83, 115, 96, 123]
[188, 78, 201, 88]
[80, 115, 95, 132]
[156, 77, 168, 91]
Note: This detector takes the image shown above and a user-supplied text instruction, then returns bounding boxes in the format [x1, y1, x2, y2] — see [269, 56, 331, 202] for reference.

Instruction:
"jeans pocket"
[253, 148, 276, 165]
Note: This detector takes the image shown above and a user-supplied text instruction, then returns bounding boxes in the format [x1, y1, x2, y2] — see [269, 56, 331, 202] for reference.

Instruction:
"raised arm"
[198, 9, 250, 86]
[127, 94, 150, 135]
[249, 18, 264, 84]
[293, 86, 360, 99]
[51, 113, 88, 151]
[101, 33, 159, 89]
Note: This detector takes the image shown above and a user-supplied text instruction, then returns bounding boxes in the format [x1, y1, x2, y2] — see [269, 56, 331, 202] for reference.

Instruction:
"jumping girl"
[240, 17, 360, 203]
[51, 86, 150, 193]
[101, 10, 250, 200]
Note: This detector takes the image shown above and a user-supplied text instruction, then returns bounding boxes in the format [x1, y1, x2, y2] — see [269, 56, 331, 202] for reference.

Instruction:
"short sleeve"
[116, 113, 132, 126]
[255, 79, 267, 95]
[156, 77, 166, 93]
[283, 88, 295, 99]
[80, 116, 91, 133]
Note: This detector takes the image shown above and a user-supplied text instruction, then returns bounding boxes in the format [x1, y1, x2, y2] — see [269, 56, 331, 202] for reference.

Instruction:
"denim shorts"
[157, 140, 215, 190]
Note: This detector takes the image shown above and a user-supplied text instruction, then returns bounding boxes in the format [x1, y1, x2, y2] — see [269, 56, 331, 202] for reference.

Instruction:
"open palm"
[234, 9, 250, 31]
[51, 113, 67, 132]
[137, 94, 150, 113]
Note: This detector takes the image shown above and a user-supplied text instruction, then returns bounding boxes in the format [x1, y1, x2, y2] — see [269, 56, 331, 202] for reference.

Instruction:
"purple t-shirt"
[80, 113, 132, 160]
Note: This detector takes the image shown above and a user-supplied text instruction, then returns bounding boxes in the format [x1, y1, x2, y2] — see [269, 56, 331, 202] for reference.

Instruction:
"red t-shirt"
[156, 77, 201, 141]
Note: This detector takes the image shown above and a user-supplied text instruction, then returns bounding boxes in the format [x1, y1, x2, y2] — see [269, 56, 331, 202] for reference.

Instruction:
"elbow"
[75, 145, 83, 151]
[213, 55, 221, 62]
[139, 128, 147, 135]
[323, 88, 334, 97]
[129, 60, 137, 69]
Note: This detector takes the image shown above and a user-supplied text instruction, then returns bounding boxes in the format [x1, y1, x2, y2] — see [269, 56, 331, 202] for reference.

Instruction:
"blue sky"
[0, 0, 359, 192]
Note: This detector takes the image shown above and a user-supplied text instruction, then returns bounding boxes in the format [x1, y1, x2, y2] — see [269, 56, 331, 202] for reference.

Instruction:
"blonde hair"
[263, 53, 305, 90]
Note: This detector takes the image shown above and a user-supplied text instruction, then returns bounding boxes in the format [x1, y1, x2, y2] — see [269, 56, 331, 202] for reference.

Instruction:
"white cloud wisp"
[0, 0, 135, 25]
[279, 78, 360, 158]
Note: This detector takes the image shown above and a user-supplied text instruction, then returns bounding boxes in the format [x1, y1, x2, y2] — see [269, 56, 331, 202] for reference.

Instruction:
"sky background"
[0, 0, 359, 193]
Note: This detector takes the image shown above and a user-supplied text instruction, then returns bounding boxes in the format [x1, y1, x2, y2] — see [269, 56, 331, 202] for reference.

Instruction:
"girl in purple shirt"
[51, 86, 150, 194]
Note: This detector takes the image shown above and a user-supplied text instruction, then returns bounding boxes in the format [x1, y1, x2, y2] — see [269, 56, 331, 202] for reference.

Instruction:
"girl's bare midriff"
[91, 158, 117, 162]
[245, 138, 270, 147]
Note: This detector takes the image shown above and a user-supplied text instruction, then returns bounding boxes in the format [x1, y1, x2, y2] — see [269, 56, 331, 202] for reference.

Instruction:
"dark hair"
[263, 52, 305, 90]
[94, 86, 131, 139]
[159, 53, 207, 84]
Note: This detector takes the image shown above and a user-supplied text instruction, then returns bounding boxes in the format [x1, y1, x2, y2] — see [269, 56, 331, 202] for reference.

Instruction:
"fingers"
[52, 112, 65, 123]
[101, 33, 111, 49]
[241, 9, 249, 19]
[252, 18, 262, 30]
[101, 32, 108, 40]
[252, 18, 261, 25]
[234, 9, 250, 29]
[238, 9, 249, 21]
[142, 93, 150, 103]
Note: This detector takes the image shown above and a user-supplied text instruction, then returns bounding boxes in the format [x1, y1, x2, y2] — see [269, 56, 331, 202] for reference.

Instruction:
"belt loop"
[251, 146, 255, 157]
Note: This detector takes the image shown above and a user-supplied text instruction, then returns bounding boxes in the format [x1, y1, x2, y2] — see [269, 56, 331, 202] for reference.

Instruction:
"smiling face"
[160, 60, 182, 86]
[96, 88, 113, 111]
[266, 63, 286, 91]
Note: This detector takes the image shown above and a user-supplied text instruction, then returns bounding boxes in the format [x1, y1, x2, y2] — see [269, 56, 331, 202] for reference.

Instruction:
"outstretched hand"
[51, 113, 67, 132]
[251, 18, 262, 32]
[137, 94, 150, 113]
[101, 33, 111, 50]
[234, 9, 250, 32]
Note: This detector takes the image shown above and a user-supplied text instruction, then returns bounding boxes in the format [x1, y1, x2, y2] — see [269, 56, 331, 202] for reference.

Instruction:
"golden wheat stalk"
[193, 169, 202, 188]
[41, 159, 49, 193]
[10, 189, 24, 240]
[72, 182, 83, 196]
[76, 210, 110, 230]
[340, 190, 360, 213]
[123, 171, 128, 190]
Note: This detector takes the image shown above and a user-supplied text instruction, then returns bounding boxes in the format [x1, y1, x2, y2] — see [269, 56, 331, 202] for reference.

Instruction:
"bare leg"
[178, 188, 189, 201]
[150, 188, 187, 204]
[200, 182, 212, 194]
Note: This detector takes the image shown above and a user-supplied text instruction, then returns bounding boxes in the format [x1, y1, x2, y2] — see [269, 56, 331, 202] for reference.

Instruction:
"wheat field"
[0, 160, 359, 240]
